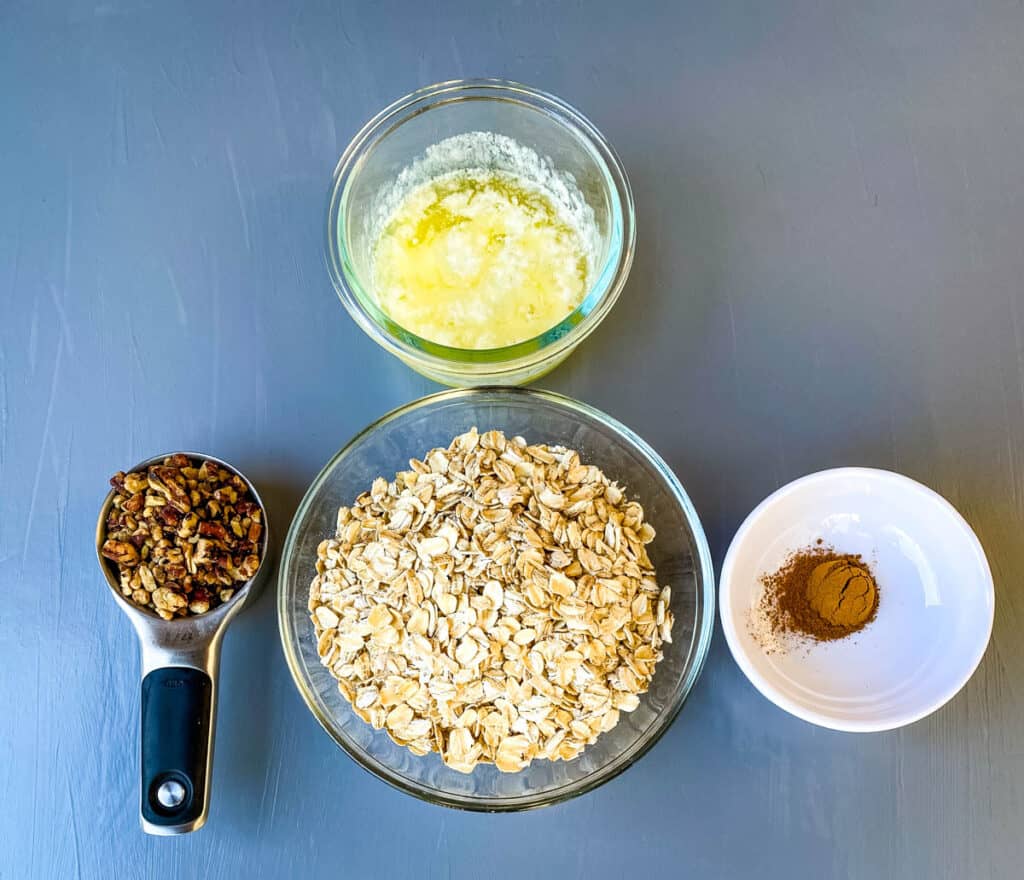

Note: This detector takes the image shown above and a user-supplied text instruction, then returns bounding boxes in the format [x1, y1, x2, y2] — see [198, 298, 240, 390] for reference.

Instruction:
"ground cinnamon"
[757, 544, 879, 645]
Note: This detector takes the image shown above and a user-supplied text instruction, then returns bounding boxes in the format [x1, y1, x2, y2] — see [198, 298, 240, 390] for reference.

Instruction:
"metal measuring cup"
[96, 452, 270, 835]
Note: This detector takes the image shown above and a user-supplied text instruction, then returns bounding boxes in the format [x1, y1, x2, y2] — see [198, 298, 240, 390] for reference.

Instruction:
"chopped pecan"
[199, 461, 229, 482]
[193, 538, 214, 563]
[237, 554, 260, 579]
[195, 569, 219, 585]
[102, 539, 138, 566]
[123, 493, 145, 514]
[124, 472, 148, 494]
[198, 520, 229, 542]
[178, 512, 199, 539]
[103, 454, 263, 619]
[163, 563, 187, 581]
[152, 587, 187, 619]
[163, 547, 184, 565]
[156, 505, 183, 528]
[213, 486, 237, 505]
[148, 466, 192, 512]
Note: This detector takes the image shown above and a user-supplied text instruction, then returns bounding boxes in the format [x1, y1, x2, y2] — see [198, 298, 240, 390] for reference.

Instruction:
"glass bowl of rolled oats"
[278, 388, 714, 810]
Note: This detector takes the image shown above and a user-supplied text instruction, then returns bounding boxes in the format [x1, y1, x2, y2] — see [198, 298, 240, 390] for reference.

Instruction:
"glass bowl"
[278, 388, 714, 811]
[325, 79, 636, 387]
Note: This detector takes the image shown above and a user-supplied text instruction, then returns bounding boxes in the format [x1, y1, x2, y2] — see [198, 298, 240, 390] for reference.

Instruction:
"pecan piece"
[237, 554, 260, 580]
[193, 538, 218, 564]
[147, 466, 192, 512]
[198, 520, 229, 542]
[163, 563, 187, 581]
[189, 591, 211, 615]
[123, 472, 149, 494]
[102, 539, 139, 566]
[213, 486, 237, 505]
[199, 460, 227, 482]
[155, 505, 183, 528]
[152, 586, 187, 618]
[177, 512, 199, 539]
[104, 454, 262, 618]
[123, 492, 145, 514]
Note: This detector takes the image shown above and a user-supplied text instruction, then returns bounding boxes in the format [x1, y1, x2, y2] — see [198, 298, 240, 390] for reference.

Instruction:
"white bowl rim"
[718, 466, 995, 733]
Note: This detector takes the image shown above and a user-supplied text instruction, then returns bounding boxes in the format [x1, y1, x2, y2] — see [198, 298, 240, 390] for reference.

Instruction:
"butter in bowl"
[325, 79, 635, 387]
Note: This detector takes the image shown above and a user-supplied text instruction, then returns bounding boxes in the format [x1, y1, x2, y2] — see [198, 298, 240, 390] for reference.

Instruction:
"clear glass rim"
[324, 78, 636, 373]
[277, 387, 716, 811]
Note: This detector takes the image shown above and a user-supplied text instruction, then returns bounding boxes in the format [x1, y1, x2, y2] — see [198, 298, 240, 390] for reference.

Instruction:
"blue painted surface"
[2, 2, 1023, 878]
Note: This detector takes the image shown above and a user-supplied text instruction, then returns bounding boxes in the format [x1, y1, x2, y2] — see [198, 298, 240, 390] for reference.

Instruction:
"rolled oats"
[308, 428, 674, 773]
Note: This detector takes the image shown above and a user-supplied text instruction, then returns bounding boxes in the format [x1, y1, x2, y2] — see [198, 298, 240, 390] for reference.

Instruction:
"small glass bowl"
[278, 388, 714, 810]
[325, 79, 636, 387]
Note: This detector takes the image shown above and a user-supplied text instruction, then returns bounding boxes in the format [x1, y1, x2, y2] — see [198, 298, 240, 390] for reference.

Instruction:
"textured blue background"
[2, 2, 1023, 878]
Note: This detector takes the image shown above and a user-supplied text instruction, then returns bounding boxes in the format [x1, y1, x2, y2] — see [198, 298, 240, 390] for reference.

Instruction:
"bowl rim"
[718, 466, 995, 733]
[324, 78, 636, 375]
[277, 387, 716, 810]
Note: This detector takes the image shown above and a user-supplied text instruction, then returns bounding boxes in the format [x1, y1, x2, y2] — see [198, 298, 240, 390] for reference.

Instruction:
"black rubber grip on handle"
[140, 667, 213, 828]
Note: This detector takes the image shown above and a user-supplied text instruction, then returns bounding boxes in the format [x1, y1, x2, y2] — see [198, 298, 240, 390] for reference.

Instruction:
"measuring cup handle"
[139, 666, 215, 834]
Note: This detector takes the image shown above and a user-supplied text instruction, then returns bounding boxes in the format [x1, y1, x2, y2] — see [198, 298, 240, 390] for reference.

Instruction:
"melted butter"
[372, 171, 590, 349]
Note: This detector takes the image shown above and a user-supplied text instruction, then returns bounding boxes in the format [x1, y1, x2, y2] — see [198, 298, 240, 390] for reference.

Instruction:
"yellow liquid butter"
[372, 170, 592, 350]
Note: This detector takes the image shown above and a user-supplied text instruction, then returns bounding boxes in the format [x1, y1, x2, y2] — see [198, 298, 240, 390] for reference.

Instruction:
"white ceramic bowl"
[719, 468, 994, 732]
